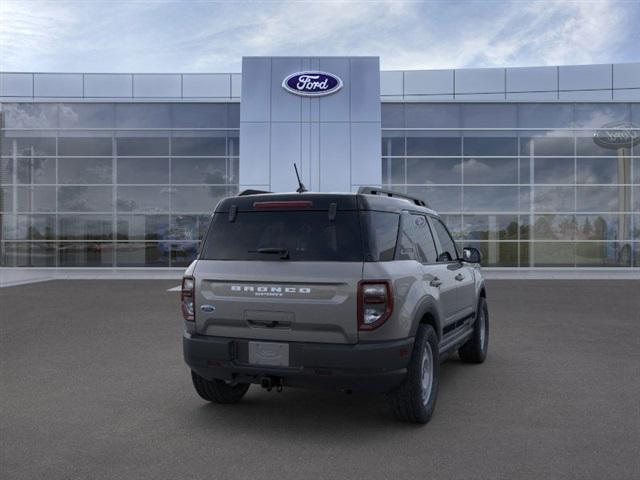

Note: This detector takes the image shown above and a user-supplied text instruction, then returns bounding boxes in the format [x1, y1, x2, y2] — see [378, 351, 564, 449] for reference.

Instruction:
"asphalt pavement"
[1, 279, 639, 480]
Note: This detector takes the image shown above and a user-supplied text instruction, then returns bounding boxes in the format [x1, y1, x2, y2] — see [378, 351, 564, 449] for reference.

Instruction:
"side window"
[362, 211, 400, 261]
[431, 218, 458, 262]
[397, 214, 438, 263]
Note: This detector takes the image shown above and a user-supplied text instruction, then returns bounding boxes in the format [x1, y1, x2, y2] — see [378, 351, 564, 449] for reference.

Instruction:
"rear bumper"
[183, 333, 414, 393]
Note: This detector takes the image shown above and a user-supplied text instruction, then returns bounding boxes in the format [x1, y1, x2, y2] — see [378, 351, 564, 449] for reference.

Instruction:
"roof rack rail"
[357, 187, 428, 208]
[238, 189, 271, 196]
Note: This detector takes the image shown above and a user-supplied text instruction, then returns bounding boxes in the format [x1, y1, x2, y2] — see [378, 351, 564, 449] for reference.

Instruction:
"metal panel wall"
[239, 56, 381, 193]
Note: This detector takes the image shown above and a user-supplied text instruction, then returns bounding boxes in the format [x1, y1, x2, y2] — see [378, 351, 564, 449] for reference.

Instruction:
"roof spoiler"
[357, 187, 428, 208]
[238, 189, 271, 196]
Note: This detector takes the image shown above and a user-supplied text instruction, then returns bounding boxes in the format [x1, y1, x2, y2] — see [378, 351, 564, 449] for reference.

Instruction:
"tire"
[387, 324, 439, 424]
[458, 297, 489, 364]
[191, 371, 250, 404]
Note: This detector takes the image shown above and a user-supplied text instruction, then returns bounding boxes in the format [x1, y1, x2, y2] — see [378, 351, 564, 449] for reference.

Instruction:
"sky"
[0, 0, 639, 73]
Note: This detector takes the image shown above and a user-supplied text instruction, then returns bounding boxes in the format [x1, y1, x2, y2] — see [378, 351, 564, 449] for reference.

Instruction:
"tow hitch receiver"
[260, 376, 284, 392]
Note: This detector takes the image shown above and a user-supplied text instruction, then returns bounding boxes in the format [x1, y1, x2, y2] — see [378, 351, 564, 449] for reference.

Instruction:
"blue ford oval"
[282, 71, 343, 96]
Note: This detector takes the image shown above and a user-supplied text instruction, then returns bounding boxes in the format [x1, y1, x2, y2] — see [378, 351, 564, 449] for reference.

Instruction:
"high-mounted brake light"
[358, 280, 393, 331]
[181, 276, 195, 321]
[253, 200, 313, 209]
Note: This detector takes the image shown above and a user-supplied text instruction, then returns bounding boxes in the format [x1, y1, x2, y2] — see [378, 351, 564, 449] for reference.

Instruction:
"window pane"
[1, 186, 13, 211]
[533, 242, 575, 267]
[115, 104, 171, 128]
[634, 158, 640, 184]
[171, 136, 226, 156]
[576, 136, 627, 156]
[116, 158, 169, 184]
[577, 157, 630, 184]
[381, 133, 404, 156]
[575, 242, 632, 267]
[381, 104, 404, 128]
[574, 104, 630, 128]
[117, 137, 168, 156]
[430, 217, 458, 261]
[169, 214, 210, 240]
[463, 137, 518, 156]
[59, 158, 112, 184]
[59, 242, 114, 267]
[575, 214, 631, 241]
[117, 215, 169, 240]
[534, 158, 574, 184]
[382, 158, 405, 184]
[171, 158, 229, 184]
[463, 158, 518, 184]
[520, 136, 574, 157]
[533, 215, 575, 240]
[117, 186, 170, 213]
[58, 215, 113, 240]
[533, 186, 575, 212]
[17, 186, 56, 212]
[17, 158, 56, 184]
[405, 104, 460, 128]
[1, 137, 56, 156]
[361, 211, 399, 261]
[1, 158, 13, 183]
[463, 186, 520, 212]
[115, 242, 170, 267]
[406, 135, 461, 156]
[58, 186, 112, 212]
[461, 104, 517, 128]
[462, 215, 519, 240]
[15, 214, 56, 240]
[576, 186, 629, 212]
[1, 242, 57, 267]
[171, 104, 229, 128]
[440, 214, 462, 239]
[2, 104, 58, 128]
[59, 103, 114, 128]
[58, 137, 112, 156]
[634, 215, 640, 240]
[518, 104, 574, 129]
[170, 242, 200, 267]
[407, 158, 461, 184]
[171, 186, 230, 212]
[405, 186, 461, 213]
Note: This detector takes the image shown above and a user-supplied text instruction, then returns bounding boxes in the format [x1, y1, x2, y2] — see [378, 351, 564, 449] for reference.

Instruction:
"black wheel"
[191, 371, 250, 404]
[458, 297, 489, 363]
[387, 324, 439, 424]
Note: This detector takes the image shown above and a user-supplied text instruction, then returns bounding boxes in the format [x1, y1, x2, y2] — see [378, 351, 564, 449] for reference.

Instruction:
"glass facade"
[0, 103, 239, 267]
[382, 103, 640, 268]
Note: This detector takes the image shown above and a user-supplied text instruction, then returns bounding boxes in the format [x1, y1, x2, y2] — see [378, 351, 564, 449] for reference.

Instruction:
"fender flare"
[409, 296, 443, 340]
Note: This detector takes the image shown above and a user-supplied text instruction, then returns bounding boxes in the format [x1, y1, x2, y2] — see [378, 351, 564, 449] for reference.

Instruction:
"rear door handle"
[430, 277, 443, 287]
[455, 273, 465, 281]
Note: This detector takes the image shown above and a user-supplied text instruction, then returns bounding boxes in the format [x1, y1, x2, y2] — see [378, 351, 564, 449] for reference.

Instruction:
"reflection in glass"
[116, 137, 168, 156]
[117, 215, 169, 240]
[533, 242, 575, 267]
[382, 104, 404, 128]
[463, 158, 517, 184]
[405, 186, 462, 213]
[463, 137, 517, 156]
[117, 186, 171, 213]
[534, 158, 574, 184]
[114, 104, 171, 128]
[463, 241, 518, 267]
[576, 186, 627, 212]
[461, 104, 517, 128]
[171, 186, 231, 212]
[117, 158, 169, 184]
[16, 214, 56, 240]
[577, 158, 630, 184]
[59, 103, 114, 128]
[381, 133, 404, 156]
[59, 242, 115, 267]
[382, 158, 405, 184]
[58, 215, 112, 240]
[170, 242, 200, 267]
[17, 158, 56, 184]
[58, 158, 112, 184]
[406, 136, 461, 156]
[520, 136, 574, 157]
[171, 158, 229, 184]
[1, 186, 13, 211]
[575, 214, 630, 241]
[533, 186, 575, 212]
[462, 215, 518, 240]
[58, 137, 112, 156]
[463, 186, 520, 212]
[171, 136, 226, 156]
[2, 104, 59, 129]
[169, 214, 211, 240]
[574, 103, 630, 128]
[406, 158, 462, 184]
[17, 186, 56, 212]
[1, 137, 56, 156]
[1, 242, 57, 267]
[1, 158, 13, 183]
[405, 104, 460, 128]
[533, 215, 575, 240]
[115, 243, 170, 267]
[575, 242, 632, 267]
[517, 104, 573, 129]
[58, 186, 112, 212]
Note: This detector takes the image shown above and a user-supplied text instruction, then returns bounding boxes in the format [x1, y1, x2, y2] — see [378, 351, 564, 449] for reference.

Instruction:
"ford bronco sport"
[182, 187, 488, 424]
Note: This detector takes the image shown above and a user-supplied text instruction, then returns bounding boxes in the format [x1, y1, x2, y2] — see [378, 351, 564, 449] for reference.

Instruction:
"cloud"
[0, 0, 638, 73]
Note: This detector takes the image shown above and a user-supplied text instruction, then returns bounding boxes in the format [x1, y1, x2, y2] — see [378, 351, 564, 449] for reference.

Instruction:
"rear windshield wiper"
[248, 247, 290, 260]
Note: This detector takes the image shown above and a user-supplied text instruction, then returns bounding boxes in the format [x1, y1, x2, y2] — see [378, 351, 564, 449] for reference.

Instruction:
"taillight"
[358, 280, 393, 331]
[181, 276, 195, 321]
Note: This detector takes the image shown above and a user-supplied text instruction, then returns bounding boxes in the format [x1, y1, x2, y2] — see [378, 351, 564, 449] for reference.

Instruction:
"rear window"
[201, 211, 363, 261]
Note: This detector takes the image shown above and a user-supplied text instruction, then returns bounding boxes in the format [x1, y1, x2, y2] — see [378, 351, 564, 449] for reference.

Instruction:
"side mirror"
[462, 247, 482, 264]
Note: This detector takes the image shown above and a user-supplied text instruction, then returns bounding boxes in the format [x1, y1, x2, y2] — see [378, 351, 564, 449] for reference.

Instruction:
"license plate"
[248, 341, 289, 367]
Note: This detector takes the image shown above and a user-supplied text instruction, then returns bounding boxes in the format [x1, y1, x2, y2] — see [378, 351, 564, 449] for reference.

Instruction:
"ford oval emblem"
[593, 122, 640, 149]
[200, 304, 216, 313]
[282, 71, 343, 97]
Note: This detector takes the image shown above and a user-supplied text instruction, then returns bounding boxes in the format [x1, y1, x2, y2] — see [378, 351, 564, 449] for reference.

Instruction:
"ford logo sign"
[200, 304, 216, 313]
[282, 71, 343, 97]
[593, 122, 640, 149]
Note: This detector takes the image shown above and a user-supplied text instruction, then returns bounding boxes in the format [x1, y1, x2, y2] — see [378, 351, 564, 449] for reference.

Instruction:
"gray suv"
[182, 187, 488, 424]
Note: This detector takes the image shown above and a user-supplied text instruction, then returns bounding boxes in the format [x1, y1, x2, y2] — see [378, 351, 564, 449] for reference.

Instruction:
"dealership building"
[0, 57, 639, 277]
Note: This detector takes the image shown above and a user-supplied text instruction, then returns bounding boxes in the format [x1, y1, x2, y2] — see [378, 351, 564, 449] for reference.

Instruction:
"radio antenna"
[293, 163, 308, 193]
